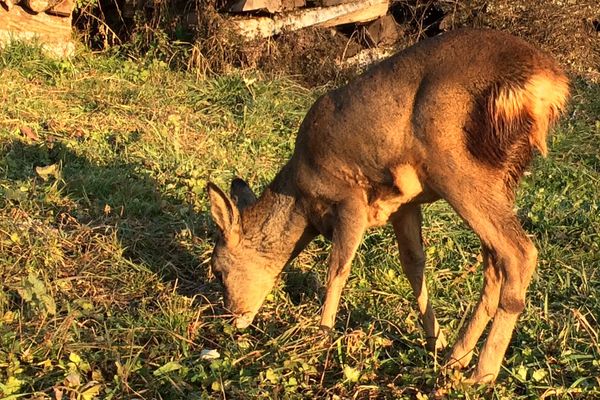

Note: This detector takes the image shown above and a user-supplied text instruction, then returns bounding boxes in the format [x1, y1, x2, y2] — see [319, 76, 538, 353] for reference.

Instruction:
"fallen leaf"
[80, 383, 102, 400]
[53, 387, 64, 400]
[73, 128, 86, 139]
[64, 371, 81, 387]
[20, 126, 39, 141]
[44, 119, 59, 131]
[35, 164, 60, 181]
[200, 349, 220, 360]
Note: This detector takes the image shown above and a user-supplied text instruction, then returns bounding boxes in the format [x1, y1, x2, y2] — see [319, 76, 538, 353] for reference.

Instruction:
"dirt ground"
[194, 0, 599, 85]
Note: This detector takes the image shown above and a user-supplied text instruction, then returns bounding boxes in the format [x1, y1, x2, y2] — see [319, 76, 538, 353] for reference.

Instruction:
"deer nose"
[234, 313, 255, 329]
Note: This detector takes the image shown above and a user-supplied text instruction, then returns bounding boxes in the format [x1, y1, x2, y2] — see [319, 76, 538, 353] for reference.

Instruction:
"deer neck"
[241, 167, 314, 269]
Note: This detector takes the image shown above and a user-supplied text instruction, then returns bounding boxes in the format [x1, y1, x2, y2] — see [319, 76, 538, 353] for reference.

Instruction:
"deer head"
[207, 179, 281, 329]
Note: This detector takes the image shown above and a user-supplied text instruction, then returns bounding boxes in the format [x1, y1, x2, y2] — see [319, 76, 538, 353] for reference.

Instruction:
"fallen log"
[228, 0, 283, 13]
[227, 0, 306, 13]
[317, 0, 356, 6]
[338, 47, 394, 69]
[230, 0, 389, 40]
[0, 0, 75, 57]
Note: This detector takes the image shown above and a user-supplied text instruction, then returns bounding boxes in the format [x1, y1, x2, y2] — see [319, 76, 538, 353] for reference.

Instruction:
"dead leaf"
[64, 371, 80, 387]
[73, 128, 86, 139]
[53, 387, 64, 400]
[80, 382, 102, 400]
[43, 119, 59, 132]
[20, 126, 39, 141]
[35, 164, 60, 181]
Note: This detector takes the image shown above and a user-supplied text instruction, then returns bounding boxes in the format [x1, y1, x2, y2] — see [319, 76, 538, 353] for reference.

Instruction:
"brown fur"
[207, 29, 570, 384]
[465, 69, 568, 189]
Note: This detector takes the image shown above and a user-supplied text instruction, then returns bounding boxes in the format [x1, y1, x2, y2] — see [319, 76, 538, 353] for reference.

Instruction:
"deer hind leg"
[391, 204, 446, 352]
[447, 246, 500, 368]
[443, 190, 537, 383]
[319, 197, 368, 329]
[472, 238, 537, 383]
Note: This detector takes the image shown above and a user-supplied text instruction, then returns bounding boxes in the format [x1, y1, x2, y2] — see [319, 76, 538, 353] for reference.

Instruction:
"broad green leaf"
[69, 352, 82, 364]
[516, 365, 528, 381]
[17, 273, 56, 315]
[9, 233, 20, 244]
[532, 368, 548, 382]
[343, 365, 360, 383]
[153, 361, 182, 376]
[80, 383, 102, 400]
[0, 376, 25, 395]
[265, 368, 278, 384]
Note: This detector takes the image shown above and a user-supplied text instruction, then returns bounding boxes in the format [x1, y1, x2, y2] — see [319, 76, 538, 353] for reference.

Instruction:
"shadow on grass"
[2, 139, 438, 349]
[1, 139, 336, 321]
[1, 139, 220, 300]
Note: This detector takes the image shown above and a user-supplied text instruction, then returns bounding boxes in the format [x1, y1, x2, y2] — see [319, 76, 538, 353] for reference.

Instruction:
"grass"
[0, 42, 598, 399]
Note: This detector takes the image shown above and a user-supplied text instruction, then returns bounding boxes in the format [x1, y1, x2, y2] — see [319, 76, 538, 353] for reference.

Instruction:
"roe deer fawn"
[207, 29, 569, 383]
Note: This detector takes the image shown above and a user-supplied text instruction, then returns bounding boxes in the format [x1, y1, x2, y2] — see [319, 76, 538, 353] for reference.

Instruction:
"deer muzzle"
[234, 312, 256, 329]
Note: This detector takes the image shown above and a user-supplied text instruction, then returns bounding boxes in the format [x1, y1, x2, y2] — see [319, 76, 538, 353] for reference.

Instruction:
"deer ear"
[230, 178, 257, 211]
[207, 182, 241, 245]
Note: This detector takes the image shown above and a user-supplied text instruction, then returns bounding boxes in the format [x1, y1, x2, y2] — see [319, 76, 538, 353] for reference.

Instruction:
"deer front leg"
[319, 198, 368, 329]
[391, 205, 446, 352]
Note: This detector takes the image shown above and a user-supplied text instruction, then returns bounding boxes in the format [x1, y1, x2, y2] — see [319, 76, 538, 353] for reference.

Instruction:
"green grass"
[0, 42, 598, 399]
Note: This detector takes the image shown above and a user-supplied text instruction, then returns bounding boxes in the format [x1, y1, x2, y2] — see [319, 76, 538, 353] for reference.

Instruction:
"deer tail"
[491, 71, 570, 157]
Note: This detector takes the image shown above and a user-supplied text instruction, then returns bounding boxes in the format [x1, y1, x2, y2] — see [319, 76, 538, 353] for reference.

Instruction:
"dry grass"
[0, 42, 599, 398]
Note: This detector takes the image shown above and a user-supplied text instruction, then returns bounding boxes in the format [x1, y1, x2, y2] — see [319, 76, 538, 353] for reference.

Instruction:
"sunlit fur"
[493, 72, 570, 156]
[208, 29, 570, 384]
